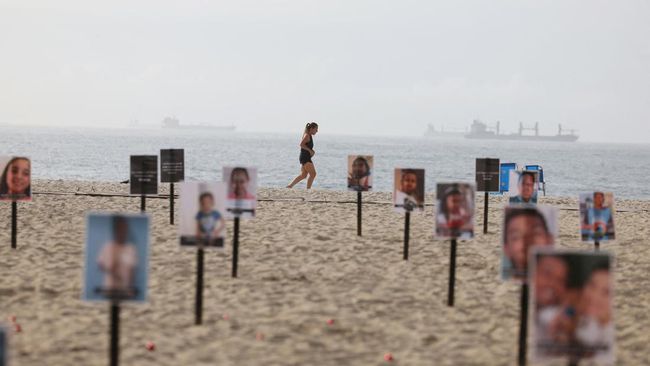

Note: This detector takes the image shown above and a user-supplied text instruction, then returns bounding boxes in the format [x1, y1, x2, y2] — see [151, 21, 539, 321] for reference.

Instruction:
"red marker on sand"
[326, 319, 335, 325]
[145, 341, 155, 351]
[222, 314, 230, 321]
[14, 323, 22, 333]
[384, 353, 393, 362]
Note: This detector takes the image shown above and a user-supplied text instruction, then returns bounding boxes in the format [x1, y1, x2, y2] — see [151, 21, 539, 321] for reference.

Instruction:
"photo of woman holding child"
[0, 156, 31, 201]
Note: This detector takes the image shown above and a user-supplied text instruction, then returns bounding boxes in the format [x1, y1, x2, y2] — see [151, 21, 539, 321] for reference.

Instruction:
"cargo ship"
[423, 124, 465, 138]
[465, 120, 578, 142]
[161, 116, 236, 131]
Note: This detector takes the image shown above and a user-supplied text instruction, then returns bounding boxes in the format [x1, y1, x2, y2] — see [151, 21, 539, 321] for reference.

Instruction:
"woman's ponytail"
[304, 121, 318, 134]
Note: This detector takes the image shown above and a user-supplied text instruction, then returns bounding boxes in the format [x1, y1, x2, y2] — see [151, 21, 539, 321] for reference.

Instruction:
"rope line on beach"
[31, 190, 424, 205]
[30, 190, 646, 212]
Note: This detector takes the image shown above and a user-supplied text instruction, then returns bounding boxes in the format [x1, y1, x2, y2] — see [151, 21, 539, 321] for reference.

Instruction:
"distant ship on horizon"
[161, 116, 236, 131]
[465, 120, 579, 142]
[423, 124, 466, 138]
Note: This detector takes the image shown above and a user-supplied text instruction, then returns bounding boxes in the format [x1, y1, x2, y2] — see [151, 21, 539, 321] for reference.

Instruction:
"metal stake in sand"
[357, 191, 362, 236]
[195, 247, 204, 325]
[403, 211, 411, 260]
[447, 238, 457, 306]
[11, 201, 17, 249]
[483, 191, 489, 234]
[110, 302, 120, 366]
[140, 194, 146, 212]
[594, 229, 602, 251]
[169, 183, 175, 225]
[518, 283, 529, 366]
[232, 216, 240, 278]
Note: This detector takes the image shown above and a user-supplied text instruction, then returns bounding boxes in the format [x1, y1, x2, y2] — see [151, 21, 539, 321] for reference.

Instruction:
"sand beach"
[1, 180, 649, 365]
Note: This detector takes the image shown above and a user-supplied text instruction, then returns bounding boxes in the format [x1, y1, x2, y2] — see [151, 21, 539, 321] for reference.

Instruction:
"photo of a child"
[347, 155, 373, 192]
[0, 156, 31, 202]
[179, 182, 227, 247]
[501, 205, 557, 281]
[393, 168, 425, 213]
[579, 192, 615, 242]
[83, 213, 149, 302]
[436, 183, 475, 239]
[223, 167, 257, 219]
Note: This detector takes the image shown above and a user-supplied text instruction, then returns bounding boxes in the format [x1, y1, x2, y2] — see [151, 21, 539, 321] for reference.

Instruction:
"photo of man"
[509, 170, 539, 204]
[393, 168, 425, 213]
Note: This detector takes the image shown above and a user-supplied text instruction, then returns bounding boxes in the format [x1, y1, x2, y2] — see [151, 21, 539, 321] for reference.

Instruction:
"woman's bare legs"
[287, 165, 308, 188]
[304, 162, 317, 189]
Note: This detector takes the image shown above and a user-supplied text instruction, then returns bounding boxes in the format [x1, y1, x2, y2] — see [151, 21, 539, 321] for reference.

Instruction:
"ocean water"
[1, 125, 649, 199]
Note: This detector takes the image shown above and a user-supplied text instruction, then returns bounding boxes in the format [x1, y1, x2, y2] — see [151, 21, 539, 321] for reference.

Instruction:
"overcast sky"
[1, 0, 649, 142]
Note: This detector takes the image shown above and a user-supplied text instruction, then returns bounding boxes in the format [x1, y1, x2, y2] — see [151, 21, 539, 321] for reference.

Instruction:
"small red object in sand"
[145, 341, 155, 351]
[14, 323, 22, 333]
[384, 353, 393, 362]
[222, 314, 230, 321]
[7, 315, 16, 323]
[326, 319, 335, 325]
[255, 332, 265, 341]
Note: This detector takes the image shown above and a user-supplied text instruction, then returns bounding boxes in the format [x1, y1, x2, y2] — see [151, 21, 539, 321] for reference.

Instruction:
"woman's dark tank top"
[301, 134, 313, 153]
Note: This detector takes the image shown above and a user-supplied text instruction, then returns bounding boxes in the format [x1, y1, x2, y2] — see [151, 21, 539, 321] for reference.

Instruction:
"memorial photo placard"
[179, 182, 227, 247]
[531, 249, 614, 364]
[579, 192, 615, 242]
[0, 156, 31, 202]
[223, 167, 257, 219]
[83, 213, 150, 302]
[393, 168, 425, 213]
[508, 170, 539, 204]
[347, 155, 373, 192]
[501, 205, 557, 281]
[436, 183, 475, 239]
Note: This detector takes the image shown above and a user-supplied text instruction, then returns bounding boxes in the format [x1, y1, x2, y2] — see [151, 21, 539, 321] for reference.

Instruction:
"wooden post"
[403, 212, 410, 260]
[11, 201, 17, 249]
[195, 248, 204, 325]
[447, 238, 457, 306]
[110, 302, 120, 366]
[232, 217, 240, 278]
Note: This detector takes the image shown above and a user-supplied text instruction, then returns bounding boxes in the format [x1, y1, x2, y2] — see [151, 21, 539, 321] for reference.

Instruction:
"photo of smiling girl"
[0, 156, 31, 201]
